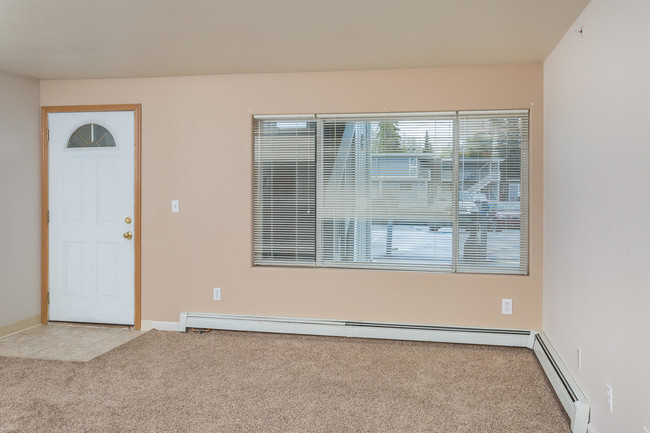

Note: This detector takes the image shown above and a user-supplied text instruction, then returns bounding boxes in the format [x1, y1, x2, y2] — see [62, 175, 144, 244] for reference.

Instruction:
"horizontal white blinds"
[253, 119, 316, 265]
[318, 115, 456, 271]
[253, 111, 528, 275]
[457, 112, 528, 274]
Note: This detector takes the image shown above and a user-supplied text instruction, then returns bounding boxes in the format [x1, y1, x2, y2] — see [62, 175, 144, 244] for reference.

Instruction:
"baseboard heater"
[179, 312, 533, 347]
[532, 332, 590, 433]
[178, 312, 589, 433]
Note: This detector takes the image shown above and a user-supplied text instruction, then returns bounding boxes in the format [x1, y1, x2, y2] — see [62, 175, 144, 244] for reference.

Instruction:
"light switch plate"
[171, 200, 180, 213]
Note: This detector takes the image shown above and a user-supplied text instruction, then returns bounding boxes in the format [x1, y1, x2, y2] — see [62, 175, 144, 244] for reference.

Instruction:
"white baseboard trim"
[140, 320, 154, 331]
[151, 321, 179, 331]
[0, 315, 41, 339]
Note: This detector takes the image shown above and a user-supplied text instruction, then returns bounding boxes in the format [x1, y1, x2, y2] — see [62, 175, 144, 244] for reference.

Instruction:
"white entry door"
[49, 111, 135, 325]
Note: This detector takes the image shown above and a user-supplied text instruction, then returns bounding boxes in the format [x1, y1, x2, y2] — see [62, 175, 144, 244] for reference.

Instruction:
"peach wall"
[40, 64, 543, 329]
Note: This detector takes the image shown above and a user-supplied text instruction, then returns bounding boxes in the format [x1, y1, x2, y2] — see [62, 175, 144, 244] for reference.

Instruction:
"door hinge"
[47, 210, 50, 223]
[46, 129, 49, 141]
[47, 292, 50, 304]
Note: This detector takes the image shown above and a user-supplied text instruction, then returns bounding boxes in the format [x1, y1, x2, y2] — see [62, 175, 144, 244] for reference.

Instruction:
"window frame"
[253, 110, 529, 275]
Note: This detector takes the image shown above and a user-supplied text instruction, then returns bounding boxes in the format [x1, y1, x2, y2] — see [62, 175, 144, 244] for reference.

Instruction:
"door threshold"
[48, 321, 134, 329]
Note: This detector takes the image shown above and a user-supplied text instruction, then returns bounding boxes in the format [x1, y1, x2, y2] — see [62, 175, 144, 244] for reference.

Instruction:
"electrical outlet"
[502, 299, 513, 315]
[606, 384, 613, 412]
[213, 287, 221, 301]
[577, 347, 582, 370]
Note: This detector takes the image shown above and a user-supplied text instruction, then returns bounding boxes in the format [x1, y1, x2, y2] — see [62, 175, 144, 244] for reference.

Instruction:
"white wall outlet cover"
[171, 199, 180, 213]
[213, 287, 221, 301]
[502, 299, 513, 315]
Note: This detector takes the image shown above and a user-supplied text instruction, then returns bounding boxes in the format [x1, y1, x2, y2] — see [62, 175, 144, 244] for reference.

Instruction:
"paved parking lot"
[370, 224, 522, 271]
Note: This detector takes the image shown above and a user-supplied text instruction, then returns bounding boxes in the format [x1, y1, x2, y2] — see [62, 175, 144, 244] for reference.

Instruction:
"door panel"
[97, 160, 118, 224]
[49, 111, 135, 325]
[97, 242, 117, 297]
[63, 242, 84, 296]
[63, 158, 84, 222]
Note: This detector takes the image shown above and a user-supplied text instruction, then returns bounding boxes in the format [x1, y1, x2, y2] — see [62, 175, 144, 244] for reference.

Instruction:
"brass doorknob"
[123, 231, 133, 240]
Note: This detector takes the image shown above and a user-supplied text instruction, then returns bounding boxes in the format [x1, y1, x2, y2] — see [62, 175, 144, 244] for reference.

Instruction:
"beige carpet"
[0, 329, 571, 433]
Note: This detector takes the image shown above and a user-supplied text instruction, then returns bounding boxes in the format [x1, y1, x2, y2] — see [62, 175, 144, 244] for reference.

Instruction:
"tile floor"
[0, 324, 145, 362]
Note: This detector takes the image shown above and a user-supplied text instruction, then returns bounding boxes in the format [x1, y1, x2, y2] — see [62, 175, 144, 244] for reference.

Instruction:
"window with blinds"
[253, 110, 528, 275]
[253, 118, 316, 265]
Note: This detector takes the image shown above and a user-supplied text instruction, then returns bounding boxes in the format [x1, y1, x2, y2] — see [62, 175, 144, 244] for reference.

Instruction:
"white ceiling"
[0, 0, 590, 80]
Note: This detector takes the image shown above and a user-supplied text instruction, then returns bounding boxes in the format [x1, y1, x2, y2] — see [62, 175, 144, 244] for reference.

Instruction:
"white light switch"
[171, 200, 180, 213]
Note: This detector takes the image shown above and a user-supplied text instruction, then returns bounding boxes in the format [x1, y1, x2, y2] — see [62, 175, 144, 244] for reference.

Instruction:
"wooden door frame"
[41, 104, 142, 330]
